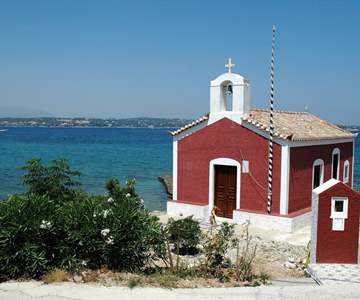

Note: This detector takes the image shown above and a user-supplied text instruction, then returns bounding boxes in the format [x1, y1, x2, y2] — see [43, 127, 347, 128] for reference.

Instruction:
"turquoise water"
[0, 127, 172, 211]
[0, 127, 359, 211]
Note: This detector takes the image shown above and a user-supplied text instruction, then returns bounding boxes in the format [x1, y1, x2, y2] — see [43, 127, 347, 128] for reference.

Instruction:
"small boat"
[0, 129, 8, 132]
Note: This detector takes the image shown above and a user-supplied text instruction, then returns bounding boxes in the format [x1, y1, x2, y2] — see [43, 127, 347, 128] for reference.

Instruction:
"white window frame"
[330, 197, 348, 219]
[330, 197, 348, 231]
[312, 159, 324, 189]
[332, 148, 340, 180]
[343, 160, 350, 184]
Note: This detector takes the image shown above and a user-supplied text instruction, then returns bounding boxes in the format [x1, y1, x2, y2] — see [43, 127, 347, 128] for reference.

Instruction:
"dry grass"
[127, 276, 143, 289]
[147, 273, 179, 289]
[42, 269, 70, 284]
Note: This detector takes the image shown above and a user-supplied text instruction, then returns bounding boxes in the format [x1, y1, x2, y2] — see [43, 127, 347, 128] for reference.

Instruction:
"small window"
[331, 197, 348, 219]
[331, 197, 348, 231]
[332, 148, 340, 179]
[313, 159, 324, 189]
[334, 200, 344, 212]
[343, 160, 350, 183]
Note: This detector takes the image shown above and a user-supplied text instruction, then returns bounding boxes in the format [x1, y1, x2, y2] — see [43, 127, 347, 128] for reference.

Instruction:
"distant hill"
[0, 117, 193, 128]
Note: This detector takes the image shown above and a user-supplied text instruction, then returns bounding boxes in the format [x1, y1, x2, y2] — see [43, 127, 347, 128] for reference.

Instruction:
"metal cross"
[225, 58, 235, 73]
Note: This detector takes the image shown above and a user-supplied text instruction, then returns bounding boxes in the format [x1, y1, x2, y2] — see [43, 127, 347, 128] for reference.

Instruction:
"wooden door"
[214, 165, 237, 218]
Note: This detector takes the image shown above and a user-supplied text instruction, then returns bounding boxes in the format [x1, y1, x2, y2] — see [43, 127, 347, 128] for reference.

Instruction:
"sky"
[0, 1, 359, 124]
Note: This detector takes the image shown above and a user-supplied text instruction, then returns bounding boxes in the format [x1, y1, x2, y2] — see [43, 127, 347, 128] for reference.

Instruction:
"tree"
[22, 158, 81, 202]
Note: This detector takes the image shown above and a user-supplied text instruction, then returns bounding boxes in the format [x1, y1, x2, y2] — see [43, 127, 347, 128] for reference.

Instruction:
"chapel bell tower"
[208, 58, 251, 125]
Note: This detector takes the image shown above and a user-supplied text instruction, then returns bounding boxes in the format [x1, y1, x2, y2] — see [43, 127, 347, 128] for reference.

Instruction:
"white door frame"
[209, 158, 241, 217]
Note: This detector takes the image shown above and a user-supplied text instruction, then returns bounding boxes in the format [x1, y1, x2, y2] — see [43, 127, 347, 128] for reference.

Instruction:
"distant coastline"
[0, 117, 358, 132]
[0, 117, 193, 129]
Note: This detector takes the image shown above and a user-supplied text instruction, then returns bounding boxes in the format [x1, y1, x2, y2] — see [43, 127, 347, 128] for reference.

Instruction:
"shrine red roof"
[171, 108, 355, 141]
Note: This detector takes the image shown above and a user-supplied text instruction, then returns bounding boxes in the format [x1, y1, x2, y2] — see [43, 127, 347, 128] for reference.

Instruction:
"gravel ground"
[157, 213, 310, 279]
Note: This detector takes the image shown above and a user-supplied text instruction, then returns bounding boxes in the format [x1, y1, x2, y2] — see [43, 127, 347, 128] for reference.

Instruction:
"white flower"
[93, 212, 97, 218]
[78, 241, 83, 246]
[101, 229, 110, 236]
[102, 209, 112, 218]
[126, 193, 131, 198]
[105, 236, 114, 245]
[107, 197, 114, 204]
[81, 260, 87, 266]
[40, 220, 52, 229]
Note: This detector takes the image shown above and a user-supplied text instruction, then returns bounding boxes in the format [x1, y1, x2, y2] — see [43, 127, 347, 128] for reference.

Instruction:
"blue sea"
[0, 127, 173, 211]
[0, 127, 359, 211]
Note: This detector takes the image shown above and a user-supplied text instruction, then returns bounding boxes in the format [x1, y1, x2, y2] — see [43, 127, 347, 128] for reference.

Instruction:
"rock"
[288, 257, 295, 263]
[284, 261, 297, 269]
[73, 275, 83, 283]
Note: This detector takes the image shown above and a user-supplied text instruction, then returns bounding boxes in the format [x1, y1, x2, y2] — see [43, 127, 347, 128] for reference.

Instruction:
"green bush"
[0, 161, 163, 280]
[21, 158, 82, 202]
[58, 182, 162, 271]
[203, 222, 236, 269]
[0, 194, 62, 280]
[166, 216, 201, 255]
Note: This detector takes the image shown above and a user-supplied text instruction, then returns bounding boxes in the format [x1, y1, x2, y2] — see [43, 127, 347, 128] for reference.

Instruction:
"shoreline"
[158, 175, 173, 199]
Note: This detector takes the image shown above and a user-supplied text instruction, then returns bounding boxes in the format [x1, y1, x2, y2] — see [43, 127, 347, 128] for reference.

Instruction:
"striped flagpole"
[267, 25, 276, 215]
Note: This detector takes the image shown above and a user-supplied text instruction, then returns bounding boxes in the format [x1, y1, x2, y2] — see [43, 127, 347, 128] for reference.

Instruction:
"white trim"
[331, 197, 348, 219]
[174, 114, 355, 147]
[167, 201, 209, 220]
[172, 141, 178, 200]
[343, 160, 350, 184]
[173, 120, 208, 142]
[331, 197, 348, 231]
[208, 158, 241, 216]
[233, 209, 311, 233]
[312, 159, 325, 189]
[280, 145, 290, 215]
[310, 191, 319, 263]
[332, 148, 340, 180]
[288, 138, 355, 147]
[312, 178, 340, 196]
[241, 122, 287, 145]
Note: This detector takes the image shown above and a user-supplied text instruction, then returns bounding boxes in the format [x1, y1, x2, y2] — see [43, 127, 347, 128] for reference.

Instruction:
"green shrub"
[58, 182, 162, 271]
[21, 158, 82, 202]
[203, 222, 236, 269]
[166, 216, 201, 255]
[0, 165, 163, 280]
[0, 194, 62, 280]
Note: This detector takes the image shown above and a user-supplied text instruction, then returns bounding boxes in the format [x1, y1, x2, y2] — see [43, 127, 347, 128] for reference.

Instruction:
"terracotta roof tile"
[171, 108, 354, 141]
[170, 114, 209, 136]
[245, 109, 354, 141]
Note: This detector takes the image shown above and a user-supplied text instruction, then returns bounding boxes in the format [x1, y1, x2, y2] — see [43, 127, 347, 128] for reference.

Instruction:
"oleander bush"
[0, 193, 61, 280]
[58, 179, 162, 272]
[0, 159, 162, 281]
